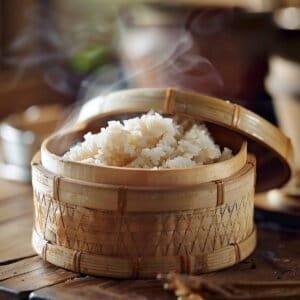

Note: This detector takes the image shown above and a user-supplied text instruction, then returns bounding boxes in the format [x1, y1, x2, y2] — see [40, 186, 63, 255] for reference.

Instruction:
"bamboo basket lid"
[75, 88, 292, 192]
[41, 113, 248, 187]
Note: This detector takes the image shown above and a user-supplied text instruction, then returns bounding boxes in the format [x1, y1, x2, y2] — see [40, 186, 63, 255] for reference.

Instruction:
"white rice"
[63, 111, 232, 168]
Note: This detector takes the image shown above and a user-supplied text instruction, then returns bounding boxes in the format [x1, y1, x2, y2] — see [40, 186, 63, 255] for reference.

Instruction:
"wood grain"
[0, 179, 30, 200]
[201, 227, 300, 282]
[0, 263, 78, 299]
[0, 214, 34, 263]
[0, 192, 32, 224]
[0, 256, 46, 281]
[159, 228, 300, 299]
[26, 227, 300, 300]
[30, 276, 174, 300]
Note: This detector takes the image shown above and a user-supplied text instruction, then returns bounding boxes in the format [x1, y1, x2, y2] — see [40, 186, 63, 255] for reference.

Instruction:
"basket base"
[32, 228, 257, 279]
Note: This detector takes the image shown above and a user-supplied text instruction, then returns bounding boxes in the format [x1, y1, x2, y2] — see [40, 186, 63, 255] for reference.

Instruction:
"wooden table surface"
[0, 178, 299, 300]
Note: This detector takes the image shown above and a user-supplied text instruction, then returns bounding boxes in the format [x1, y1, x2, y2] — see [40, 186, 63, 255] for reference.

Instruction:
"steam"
[2, 1, 118, 95]
[77, 9, 224, 109]
[187, 8, 233, 36]
[152, 31, 224, 91]
[3, 2, 226, 130]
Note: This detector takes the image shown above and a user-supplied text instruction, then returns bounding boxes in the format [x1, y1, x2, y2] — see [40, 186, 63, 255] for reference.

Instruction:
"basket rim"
[42, 135, 247, 174]
[34, 151, 255, 191]
[40, 110, 248, 187]
[32, 151, 256, 212]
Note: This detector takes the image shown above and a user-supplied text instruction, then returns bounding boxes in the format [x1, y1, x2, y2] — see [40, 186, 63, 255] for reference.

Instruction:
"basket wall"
[32, 158, 256, 278]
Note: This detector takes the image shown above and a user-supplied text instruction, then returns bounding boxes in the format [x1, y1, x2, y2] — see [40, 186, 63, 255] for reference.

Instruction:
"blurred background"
[0, 0, 299, 213]
[0, 0, 299, 114]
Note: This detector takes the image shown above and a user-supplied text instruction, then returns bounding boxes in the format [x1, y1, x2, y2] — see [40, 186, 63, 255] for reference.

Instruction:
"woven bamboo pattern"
[32, 228, 257, 279]
[33, 189, 254, 257]
[32, 153, 255, 278]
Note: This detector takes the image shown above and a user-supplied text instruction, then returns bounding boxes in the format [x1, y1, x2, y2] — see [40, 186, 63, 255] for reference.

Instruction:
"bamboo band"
[32, 228, 257, 279]
[73, 251, 82, 273]
[42, 240, 49, 261]
[53, 175, 61, 201]
[180, 255, 191, 274]
[118, 188, 127, 215]
[215, 180, 225, 206]
[43, 202, 51, 240]
[233, 243, 241, 263]
[199, 254, 208, 273]
[132, 257, 142, 278]
[248, 155, 256, 167]
[247, 155, 257, 184]
[232, 104, 241, 128]
[286, 138, 293, 162]
[164, 88, 176, 114]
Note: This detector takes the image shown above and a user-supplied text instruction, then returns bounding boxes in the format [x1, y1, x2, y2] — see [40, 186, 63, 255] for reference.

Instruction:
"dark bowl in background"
[118, 4, 278, 122]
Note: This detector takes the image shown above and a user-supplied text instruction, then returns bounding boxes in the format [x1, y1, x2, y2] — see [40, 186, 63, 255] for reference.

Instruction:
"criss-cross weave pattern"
[33, 188, 253, 258]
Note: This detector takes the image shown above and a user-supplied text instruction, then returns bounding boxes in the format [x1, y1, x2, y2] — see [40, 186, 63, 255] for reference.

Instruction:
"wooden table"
[0, 178, 299, 300]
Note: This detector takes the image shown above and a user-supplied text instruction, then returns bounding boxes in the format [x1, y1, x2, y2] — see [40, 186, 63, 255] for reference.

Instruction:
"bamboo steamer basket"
[32, 88, 292, 278]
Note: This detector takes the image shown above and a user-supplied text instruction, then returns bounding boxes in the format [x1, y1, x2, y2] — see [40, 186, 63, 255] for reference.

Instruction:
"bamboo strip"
[32, 228, 257, 279]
